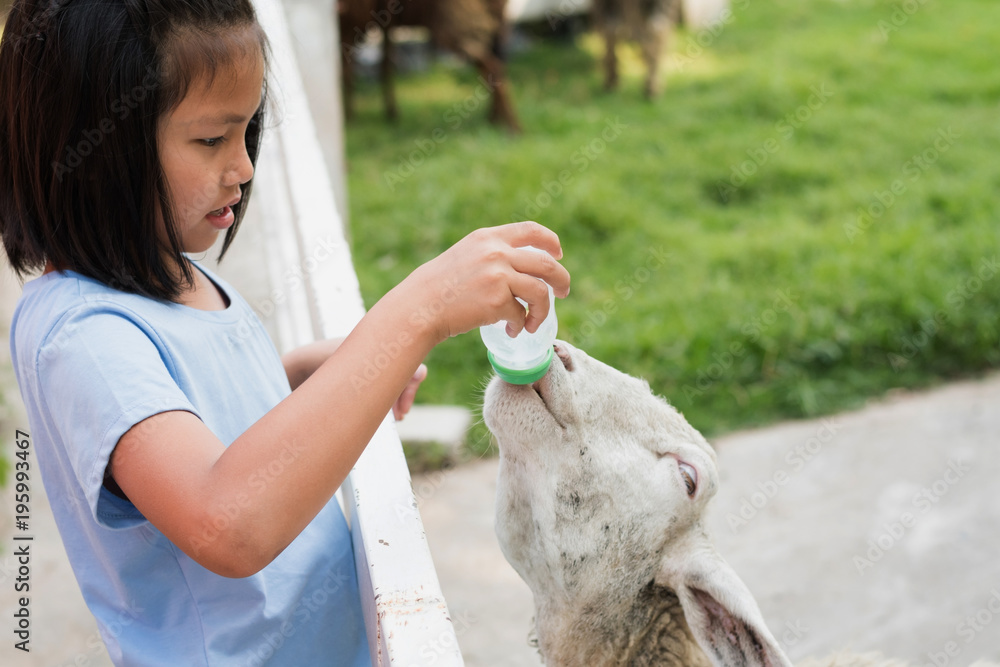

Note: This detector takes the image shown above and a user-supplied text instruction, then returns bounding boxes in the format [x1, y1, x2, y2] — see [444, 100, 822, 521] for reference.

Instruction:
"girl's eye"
[200, 137, 225, 148]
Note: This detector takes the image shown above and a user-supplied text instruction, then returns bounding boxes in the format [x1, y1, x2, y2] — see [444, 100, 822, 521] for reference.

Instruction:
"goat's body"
[592, 0, 681, 97]
[338, 0, 520, 132]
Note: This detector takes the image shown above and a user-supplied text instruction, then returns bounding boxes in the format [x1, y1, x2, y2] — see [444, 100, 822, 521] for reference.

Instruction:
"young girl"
[0, 1, 569, 665]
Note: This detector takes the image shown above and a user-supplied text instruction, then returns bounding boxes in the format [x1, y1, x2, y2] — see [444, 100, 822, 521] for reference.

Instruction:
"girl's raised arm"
[111, 221, 569, 577]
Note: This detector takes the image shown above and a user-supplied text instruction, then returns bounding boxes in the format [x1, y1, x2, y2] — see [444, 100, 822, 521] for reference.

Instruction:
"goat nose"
[554, 342, 574, 371]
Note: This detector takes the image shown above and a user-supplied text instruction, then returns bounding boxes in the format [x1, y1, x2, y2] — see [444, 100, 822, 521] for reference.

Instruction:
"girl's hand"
[399, 221, 571, 344]
[393, 363, 427, 421]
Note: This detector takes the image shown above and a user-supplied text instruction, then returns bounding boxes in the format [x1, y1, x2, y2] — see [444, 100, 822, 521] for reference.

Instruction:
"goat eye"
[678, 462, 697, 496]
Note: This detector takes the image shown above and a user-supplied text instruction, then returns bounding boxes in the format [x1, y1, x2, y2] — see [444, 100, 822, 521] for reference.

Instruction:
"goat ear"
[655, 535, 792, 667]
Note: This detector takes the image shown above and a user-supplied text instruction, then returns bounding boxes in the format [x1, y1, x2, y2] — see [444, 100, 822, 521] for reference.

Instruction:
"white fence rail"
[251, 1, 464, 664]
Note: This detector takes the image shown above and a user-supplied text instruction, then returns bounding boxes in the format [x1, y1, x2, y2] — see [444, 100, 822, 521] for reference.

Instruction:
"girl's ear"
[655, 533, 793, 667]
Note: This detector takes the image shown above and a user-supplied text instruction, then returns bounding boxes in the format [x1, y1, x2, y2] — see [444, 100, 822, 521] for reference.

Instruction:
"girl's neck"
[176, 261, 230, 311]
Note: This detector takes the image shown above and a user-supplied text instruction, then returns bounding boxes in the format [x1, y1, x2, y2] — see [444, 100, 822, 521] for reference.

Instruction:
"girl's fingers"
[498, 293, 528, 336]
[509, 244, 571, 299]
[505, 271, 553, 335]
[498, 221, 564, 262]
[412, 221, 568, 341]
[477, 222, 569, 335]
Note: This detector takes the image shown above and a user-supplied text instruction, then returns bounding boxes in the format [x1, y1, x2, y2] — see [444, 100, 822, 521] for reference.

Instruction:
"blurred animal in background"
[592, 0, 682, 98]
[338, 0, 521, 133]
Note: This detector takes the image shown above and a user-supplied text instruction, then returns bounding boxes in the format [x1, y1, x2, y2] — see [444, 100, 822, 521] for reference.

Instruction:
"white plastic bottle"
[479, 247, 558, 385]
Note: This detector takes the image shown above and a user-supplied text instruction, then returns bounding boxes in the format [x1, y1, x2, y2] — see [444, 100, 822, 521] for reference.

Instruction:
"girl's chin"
[183, 230, 224, 255]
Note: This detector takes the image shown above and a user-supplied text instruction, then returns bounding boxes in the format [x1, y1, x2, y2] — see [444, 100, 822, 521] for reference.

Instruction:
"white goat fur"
[483, 341, 999, 667]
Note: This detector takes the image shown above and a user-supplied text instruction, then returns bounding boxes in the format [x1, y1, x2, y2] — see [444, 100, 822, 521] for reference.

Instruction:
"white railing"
[250, 1, 464, 664]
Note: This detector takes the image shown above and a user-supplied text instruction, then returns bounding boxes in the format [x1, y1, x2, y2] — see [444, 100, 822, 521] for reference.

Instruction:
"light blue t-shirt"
[10, 262, 370, 666]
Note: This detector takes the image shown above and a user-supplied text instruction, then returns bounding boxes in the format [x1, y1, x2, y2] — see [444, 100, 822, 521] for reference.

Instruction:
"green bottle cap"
[487, 347, 554, 385]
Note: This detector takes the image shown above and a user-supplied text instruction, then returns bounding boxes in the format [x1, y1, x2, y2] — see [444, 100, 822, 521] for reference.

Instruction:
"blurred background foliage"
[344, 0, 1000, 451]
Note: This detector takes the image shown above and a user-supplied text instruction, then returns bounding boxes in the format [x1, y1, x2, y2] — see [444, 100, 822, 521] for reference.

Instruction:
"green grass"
[344, 0, 1000, 451]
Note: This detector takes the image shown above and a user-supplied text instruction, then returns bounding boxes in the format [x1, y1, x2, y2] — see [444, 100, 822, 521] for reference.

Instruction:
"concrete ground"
[414, 373, 1000, 666]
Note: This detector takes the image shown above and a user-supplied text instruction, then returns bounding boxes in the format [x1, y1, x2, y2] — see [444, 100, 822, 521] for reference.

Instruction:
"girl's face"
[157, 51, 265, 257]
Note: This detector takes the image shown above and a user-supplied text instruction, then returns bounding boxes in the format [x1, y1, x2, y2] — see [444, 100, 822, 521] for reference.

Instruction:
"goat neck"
[532, 577, 714, 667]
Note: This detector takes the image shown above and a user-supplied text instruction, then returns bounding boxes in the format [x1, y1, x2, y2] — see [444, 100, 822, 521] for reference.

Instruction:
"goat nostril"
[554, 343, 574, 371]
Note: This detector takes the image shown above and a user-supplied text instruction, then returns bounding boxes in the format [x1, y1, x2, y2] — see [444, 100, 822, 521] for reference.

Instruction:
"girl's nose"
[224, 142, 254, 187]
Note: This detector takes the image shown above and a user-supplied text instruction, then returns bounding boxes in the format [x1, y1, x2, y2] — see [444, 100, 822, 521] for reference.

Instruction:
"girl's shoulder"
[12, 262, 251, 357]
[15, 269, 163, 331]
[11, 271, 158, 367]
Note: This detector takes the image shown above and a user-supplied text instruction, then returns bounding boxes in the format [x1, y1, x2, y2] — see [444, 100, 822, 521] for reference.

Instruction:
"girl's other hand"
[393, 363, 427, 421]
[400, 221, 571, 344]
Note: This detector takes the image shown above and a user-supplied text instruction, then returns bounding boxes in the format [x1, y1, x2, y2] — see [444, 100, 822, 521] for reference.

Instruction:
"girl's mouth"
[206, 205, 234, 229]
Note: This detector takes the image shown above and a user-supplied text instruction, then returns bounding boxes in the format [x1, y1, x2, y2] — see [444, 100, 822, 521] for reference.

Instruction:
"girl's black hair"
[0, 0, 270, 300]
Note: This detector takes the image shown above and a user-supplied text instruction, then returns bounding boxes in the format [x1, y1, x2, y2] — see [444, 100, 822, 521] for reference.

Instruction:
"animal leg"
[640, 23, 665, 98]
[604, 25, 619, 91]
[380, 24, 398, 122]
[642, 2, 680, 99]
[340, 43, 356, 122]
[477, 57, 521, 134]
